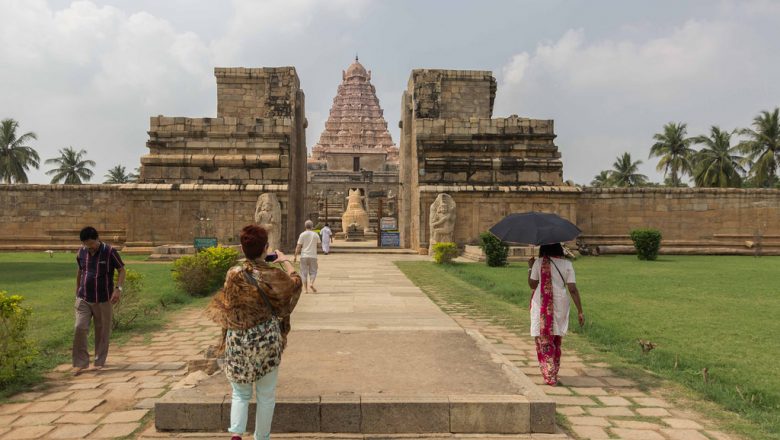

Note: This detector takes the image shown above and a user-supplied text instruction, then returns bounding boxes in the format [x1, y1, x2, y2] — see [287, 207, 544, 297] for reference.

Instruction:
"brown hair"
[240, 225, 268, 260]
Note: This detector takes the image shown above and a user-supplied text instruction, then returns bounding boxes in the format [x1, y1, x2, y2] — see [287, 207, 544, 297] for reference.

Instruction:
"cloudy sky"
[2, 0, 779, 184]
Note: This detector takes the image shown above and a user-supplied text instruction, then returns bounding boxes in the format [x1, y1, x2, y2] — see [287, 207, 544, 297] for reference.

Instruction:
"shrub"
[630, 228, 662, 260]
[479, 232, 509, 267]
[112, 269, 144, 330]
[172, 246, 239, 296]
[432, 242, 459, 264]
[0, 291, 37, 385]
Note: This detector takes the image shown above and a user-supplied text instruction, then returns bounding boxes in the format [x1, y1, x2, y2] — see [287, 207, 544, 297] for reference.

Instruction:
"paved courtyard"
[0, 254, 736, 439]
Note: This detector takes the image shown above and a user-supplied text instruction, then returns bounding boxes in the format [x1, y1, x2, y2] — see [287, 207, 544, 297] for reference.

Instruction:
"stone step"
[155, 394, 552, 434]
[141, 430, 570, 439]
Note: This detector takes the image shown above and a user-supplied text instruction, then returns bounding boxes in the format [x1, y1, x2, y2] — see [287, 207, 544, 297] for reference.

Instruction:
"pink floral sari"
[535, 257, 562, 385]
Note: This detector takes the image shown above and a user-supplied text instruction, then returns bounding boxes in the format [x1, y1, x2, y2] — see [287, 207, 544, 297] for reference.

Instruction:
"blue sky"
[2, 0, 779, 184]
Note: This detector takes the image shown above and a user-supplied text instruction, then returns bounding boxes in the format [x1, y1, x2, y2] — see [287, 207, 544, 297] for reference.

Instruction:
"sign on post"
[380, 217, 397, 231]
[194, 237, 218, 250]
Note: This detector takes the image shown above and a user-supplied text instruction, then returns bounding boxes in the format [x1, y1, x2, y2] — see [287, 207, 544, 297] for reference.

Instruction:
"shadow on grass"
[0, 262, 76, 283]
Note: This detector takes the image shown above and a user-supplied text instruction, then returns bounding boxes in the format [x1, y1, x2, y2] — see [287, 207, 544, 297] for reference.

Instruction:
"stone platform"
[155, 254, 554, 435]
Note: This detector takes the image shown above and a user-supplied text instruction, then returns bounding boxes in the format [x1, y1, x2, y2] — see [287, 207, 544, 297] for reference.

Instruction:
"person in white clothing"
[320, 223, 333, 255]
[294, 220, 321, 293]
[527, 243, 584, 386]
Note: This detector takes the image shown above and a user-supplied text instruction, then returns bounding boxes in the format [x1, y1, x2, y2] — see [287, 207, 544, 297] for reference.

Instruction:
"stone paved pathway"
[432, 300, 739, 440]
[0, 254, 739, 440]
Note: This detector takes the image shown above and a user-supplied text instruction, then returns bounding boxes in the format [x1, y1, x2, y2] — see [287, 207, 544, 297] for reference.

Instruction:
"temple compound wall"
[0, 67, 307, 251]
[578, 188, 780, 254]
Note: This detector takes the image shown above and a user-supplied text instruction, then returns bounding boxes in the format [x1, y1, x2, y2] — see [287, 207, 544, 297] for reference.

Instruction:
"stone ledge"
[417, 185, 581, 194]
[155, 393, 546, 434]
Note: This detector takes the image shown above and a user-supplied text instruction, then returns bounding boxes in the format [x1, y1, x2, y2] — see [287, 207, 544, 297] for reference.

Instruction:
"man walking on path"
[294, 220, 321, 294]
[321, 223, 333, 255]
[73, 226, 125, 375]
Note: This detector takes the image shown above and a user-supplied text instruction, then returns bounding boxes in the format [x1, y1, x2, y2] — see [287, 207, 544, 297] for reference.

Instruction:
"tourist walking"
[527, 243, 584, 386]
[206, 225, 302, 440]
[320, 223, 333, 255]
[72, 226, 126, 375]
[293, 220, 321, 293]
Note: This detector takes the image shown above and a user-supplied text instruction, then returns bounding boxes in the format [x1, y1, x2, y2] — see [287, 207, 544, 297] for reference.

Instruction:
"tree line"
[592, 108, 780, 189]
[0, 118, 138, 184]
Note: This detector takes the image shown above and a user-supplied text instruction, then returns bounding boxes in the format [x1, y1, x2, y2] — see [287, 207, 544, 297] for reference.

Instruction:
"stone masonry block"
[361, 395, 449, 434]
[530, 397, 556, 433]
[449, 395, 530, 433]
[270, 397, 320, 433]
[320, 395, 361, 433]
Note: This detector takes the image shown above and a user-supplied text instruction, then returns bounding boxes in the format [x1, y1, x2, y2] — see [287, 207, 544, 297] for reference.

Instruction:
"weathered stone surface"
[449, 395, 530, 433]
[1, 425, 55, 439]
[269, 398, 320, 433]
[100, 409, 149, 424]
[320, 395, 361, 433]
[360, 395, 449, 433]
[91, 422, 141, 438]
[530, 398, 556, 433]
[47, 423, 98, 439]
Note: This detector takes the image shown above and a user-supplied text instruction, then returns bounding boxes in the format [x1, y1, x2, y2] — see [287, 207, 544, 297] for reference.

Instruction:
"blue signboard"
[380, 231, 400, 248]
[194, 237, 218, 250]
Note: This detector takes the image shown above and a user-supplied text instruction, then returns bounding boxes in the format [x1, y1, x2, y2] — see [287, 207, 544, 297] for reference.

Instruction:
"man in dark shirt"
[73, 226, 126, 374]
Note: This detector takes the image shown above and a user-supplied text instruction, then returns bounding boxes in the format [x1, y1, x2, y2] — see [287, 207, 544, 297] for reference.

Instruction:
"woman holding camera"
[206, 225, 302, 440]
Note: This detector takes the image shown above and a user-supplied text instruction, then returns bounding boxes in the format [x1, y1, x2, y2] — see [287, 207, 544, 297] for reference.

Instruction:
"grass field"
[0, 252, 199, 398]
[397, 255, 780, 440]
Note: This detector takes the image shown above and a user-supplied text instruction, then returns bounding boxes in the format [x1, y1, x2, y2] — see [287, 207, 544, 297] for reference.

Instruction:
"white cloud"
[495, 14, 780, 184]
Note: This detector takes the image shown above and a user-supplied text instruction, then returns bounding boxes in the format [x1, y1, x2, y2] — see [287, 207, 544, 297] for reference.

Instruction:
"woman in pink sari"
[527, 243, 584, 386]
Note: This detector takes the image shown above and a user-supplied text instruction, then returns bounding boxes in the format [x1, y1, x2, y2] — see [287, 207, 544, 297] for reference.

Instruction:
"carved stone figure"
[341, 189, 369, 233]
[429, 193, 456, 251]
[254, 193, 282, 251]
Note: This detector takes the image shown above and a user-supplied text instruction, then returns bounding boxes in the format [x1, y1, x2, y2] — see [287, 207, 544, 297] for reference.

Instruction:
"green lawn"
[0, 252, 199, 398]
[397, 255, 780, 440]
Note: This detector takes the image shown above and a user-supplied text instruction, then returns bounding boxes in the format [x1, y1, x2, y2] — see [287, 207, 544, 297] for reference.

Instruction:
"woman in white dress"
[320, 223, 333, 255]
[527, 243, 584, 385]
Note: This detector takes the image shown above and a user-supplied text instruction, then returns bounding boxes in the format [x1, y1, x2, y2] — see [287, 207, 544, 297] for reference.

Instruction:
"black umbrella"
[489, 212, 581, 245]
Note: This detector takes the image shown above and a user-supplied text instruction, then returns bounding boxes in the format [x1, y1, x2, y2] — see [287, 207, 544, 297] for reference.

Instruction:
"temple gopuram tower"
[307, 58, 399, 235]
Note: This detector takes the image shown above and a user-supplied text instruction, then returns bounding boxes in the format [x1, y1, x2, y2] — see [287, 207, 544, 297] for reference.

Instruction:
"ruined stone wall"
[400, 69, 565, 251]
[578, 188, 780, 253]
[216, 67, 300, 119]
[0, 184, 291, 251]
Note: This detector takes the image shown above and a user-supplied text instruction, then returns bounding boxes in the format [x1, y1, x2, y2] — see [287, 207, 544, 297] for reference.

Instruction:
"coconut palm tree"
[649, 122, 695, 187]
[45, 147, 95, 184]
[738, 108, 780, 188]
[0, 118, 40, 183]
[691, 126, 744, 188]
[104, 165, 133, 183]
[590, 170, 614, 187]
[611, 152, 648, 187]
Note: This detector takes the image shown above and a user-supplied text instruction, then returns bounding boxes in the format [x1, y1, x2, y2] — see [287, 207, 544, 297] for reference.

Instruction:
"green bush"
[112, 269, 145, 330]
[172, 246, 239, 296]
[0, 291, 37, 385]
[432, 242, 459, 264]
[479, 232, 509, 267]
[630, 228, 662, 260]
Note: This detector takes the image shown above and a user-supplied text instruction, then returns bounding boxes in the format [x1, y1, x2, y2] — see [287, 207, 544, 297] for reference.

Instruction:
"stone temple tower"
[307, 58, 400, 233]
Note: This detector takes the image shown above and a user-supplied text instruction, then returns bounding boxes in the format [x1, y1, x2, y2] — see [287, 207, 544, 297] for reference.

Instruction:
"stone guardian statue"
[254, 193, 282, 251]
[429, 193, 456, 252]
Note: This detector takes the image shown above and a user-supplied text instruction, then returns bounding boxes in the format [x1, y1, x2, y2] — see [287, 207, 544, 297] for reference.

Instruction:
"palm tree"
[738, 108, 780, 188]
[590, 170, 614, 187]
[45, 147, 95, 184]
[0, 118, 40, 183]
[649, 122, 695, 187]
[691, 126, 744, 188]
[104, 165, 133, 183]
[611, 152, 648, 187]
